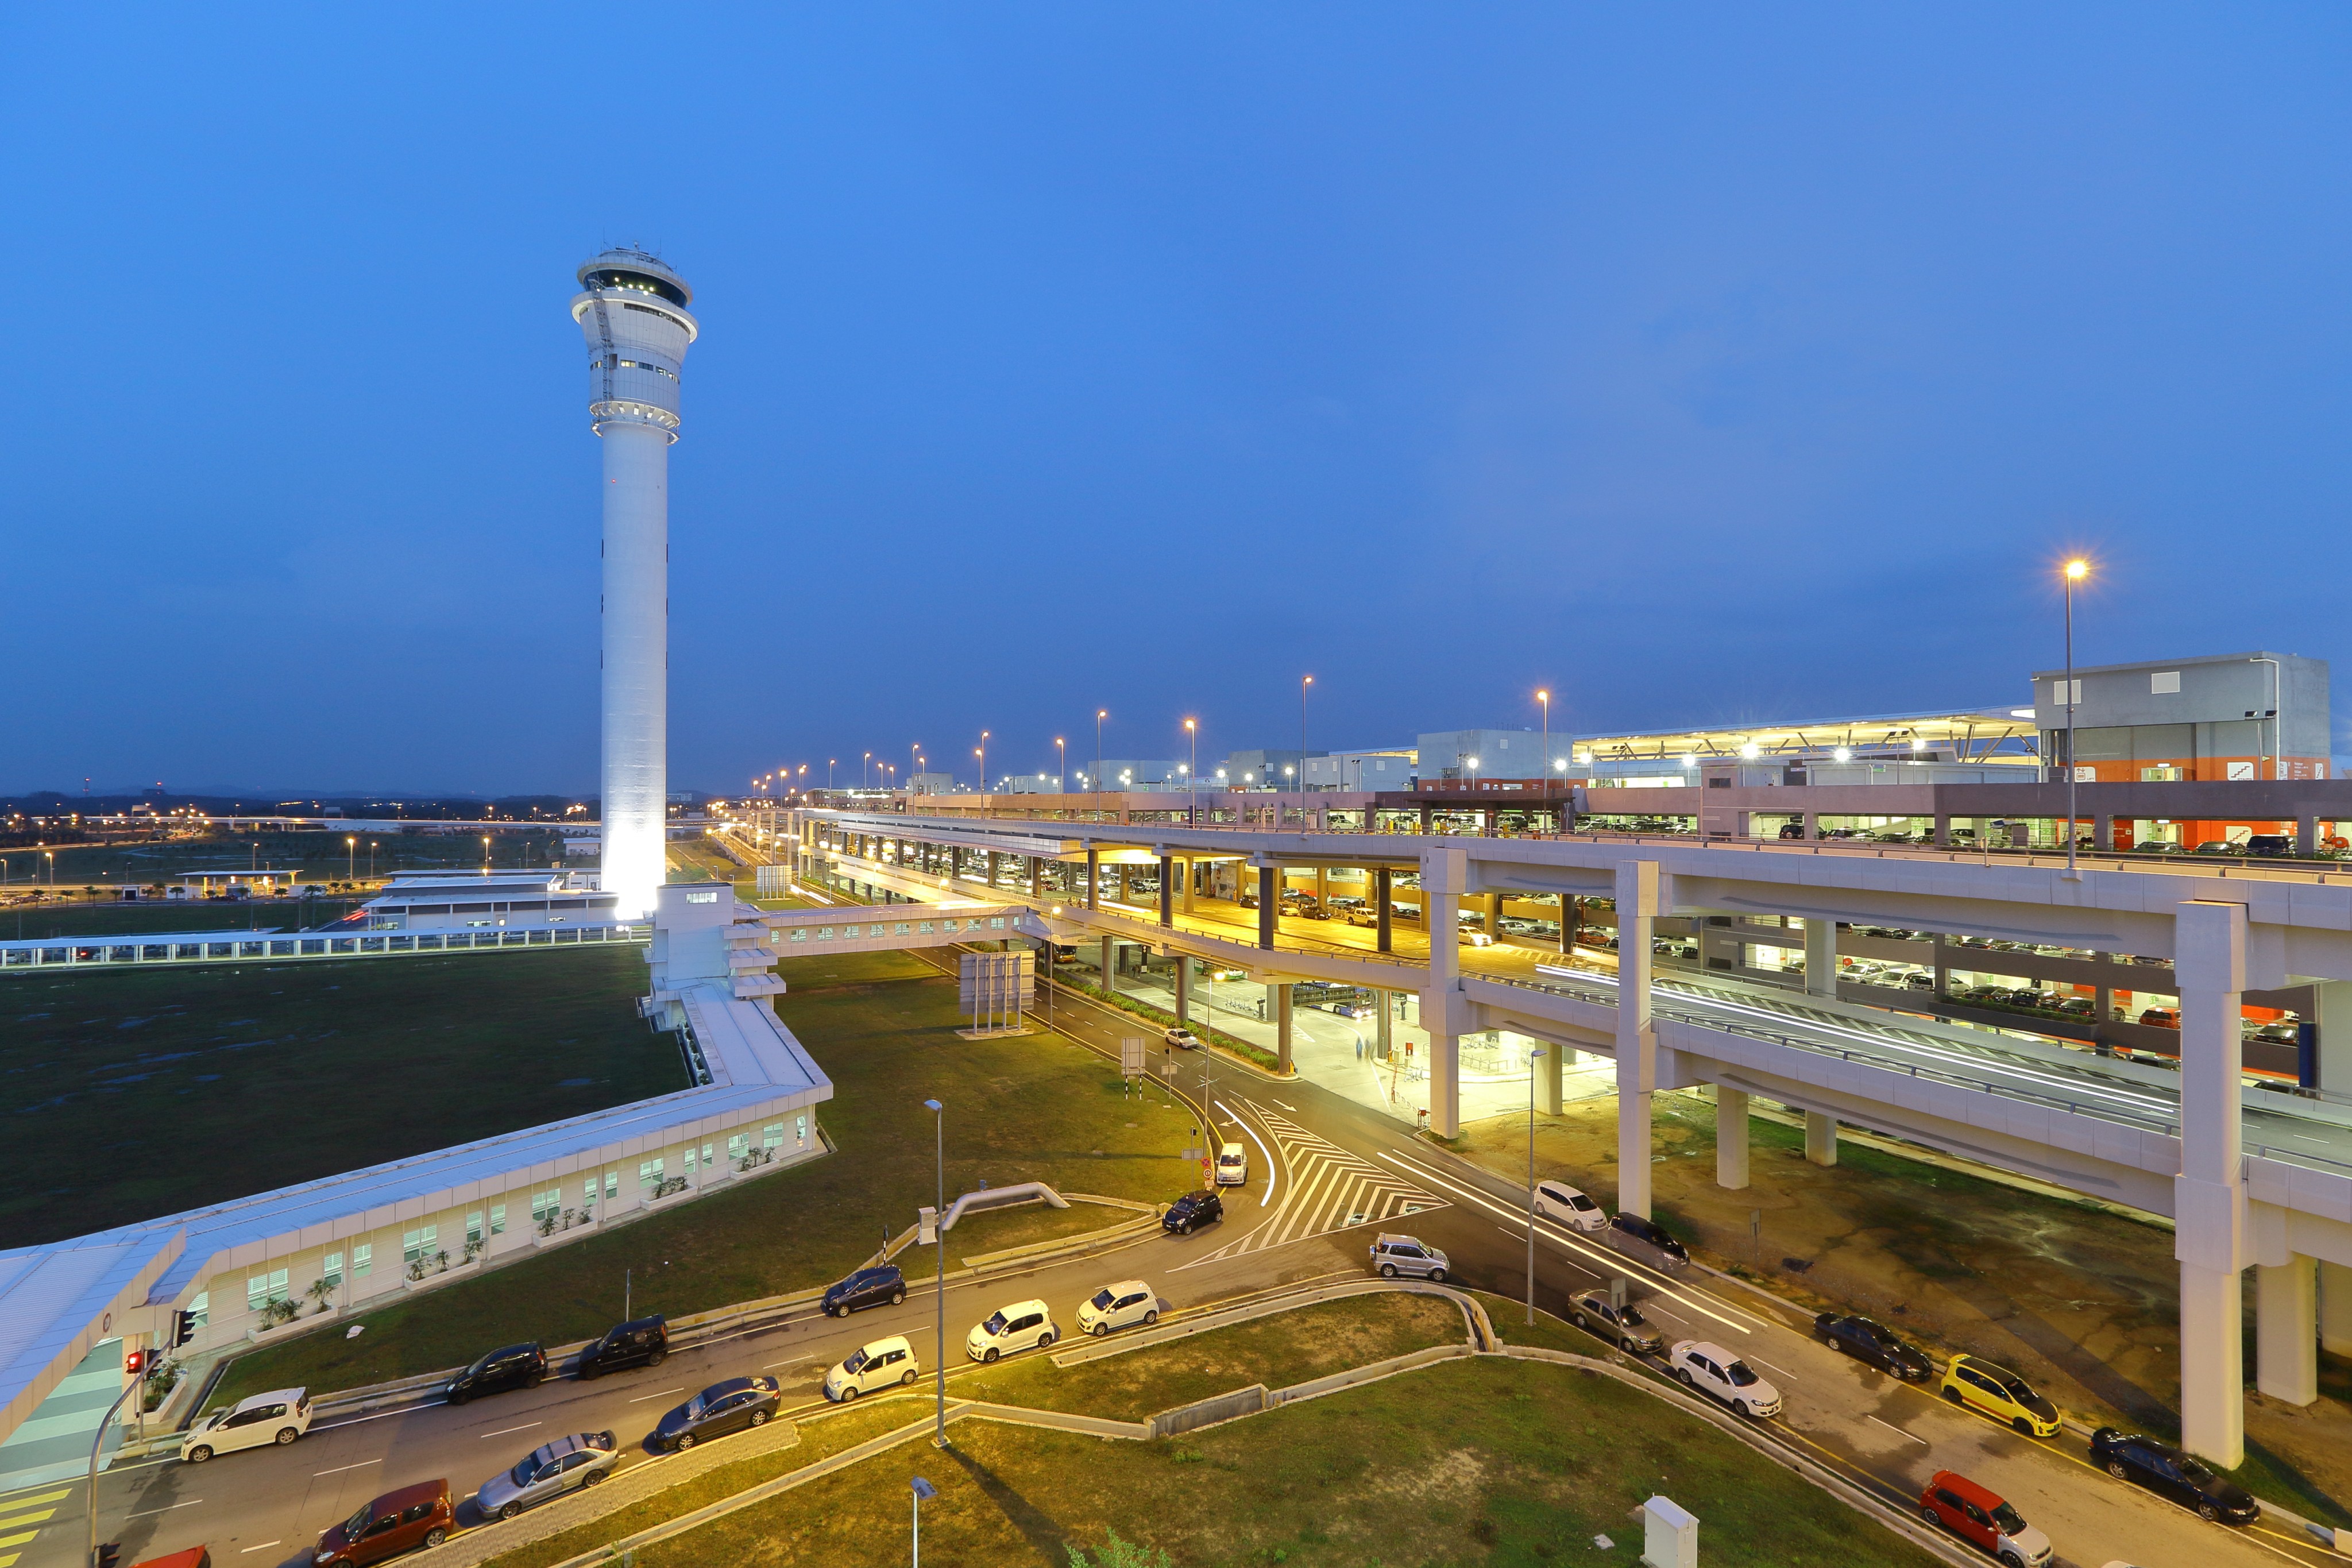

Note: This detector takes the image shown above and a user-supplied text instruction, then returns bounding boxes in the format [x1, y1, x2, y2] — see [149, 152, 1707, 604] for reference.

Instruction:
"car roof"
[1679, 1341, 1732, 1360]
[368, 1478, 449, 1511]
[1101, 1279, 1151, 1294]
[699, 1377, 756, 1399]
[233, 1387, 306, 1412]
[611, 1314, 665, 1333]
[524, 1433, 607, 1466]
[1953, 1353, 2021, 1380]
[1928, 1470, 2005, 1508]
[862, 1334, 911, 1354]
[1373, 1233, 1422, 1246]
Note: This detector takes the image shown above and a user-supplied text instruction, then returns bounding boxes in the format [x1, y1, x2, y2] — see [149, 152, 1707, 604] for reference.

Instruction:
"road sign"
[1121, 1036, 1147, 1075]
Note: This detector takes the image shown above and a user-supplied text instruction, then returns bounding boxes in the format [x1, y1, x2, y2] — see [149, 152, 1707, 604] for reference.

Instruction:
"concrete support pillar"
[1427, 1029, 1459, 1135]
[1173, 955, 1191, 1025]
[1803, 1110, 1839, 1167]
[1275, 983, 1293, 1074]
[1561, 895, 1578, 955]
[1316, 867, 1328, 908]
[1537, 1034, 1563, 1114]
[1422, 847, 1465, 1138]
[2257, 1256, 2319, 1407]
[1028, 857, 1042, 899]
[1615, 860, 1659, 1218]
[1803, 918, 1837, 999]
[2298, 814, 2320, 856]
[1181, 858, 1196, 914]
[1099, 936, 1115, 993]
[986, 851, 999, 889]
[2315, 980, 2352, 1093]
[1485, 892, 1503, 934]
[1376, 994, 1393, 1059]
[2322, 1261, 2352, 1357]
[1086, 848, 1099, 911]
[1716, 1086, 1751, 1189]
[1257, 864, 1277, 949]
[1375, 867, 1393, 952]
[2175, 897, 2248, 1468]
[1158, 856, 1175, 926]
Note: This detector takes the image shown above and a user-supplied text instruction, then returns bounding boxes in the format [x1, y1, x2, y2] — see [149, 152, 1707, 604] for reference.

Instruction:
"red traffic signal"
[122, 1349, 145, 1376]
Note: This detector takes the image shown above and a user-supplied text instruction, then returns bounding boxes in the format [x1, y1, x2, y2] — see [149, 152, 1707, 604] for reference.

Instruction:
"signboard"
[1120, 1036, 1148, 1076]
[957, 950, 1034, 1011]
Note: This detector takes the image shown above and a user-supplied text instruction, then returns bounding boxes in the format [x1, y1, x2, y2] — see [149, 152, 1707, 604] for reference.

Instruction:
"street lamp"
[827, 759, 836, 790]
[1183, 719, 1198, 827]
[923, 1098, 947, 1446]
[1526, 1046, 1547, 1325]
[1055, 737, 1066, 794]
[1095, 709, 1108, 820]
[863, 752, 872, 789]
[481, 835, 492, 873]
[369, 840, 377, 880]
[2062, 558, 2090, 877]
[911, 1476, 939, 1566]
[1536, 689, 1551, 811]
[978, 732, 990, 791]
[345, 835, 356, 881]
[1299, 674, 1313, 828]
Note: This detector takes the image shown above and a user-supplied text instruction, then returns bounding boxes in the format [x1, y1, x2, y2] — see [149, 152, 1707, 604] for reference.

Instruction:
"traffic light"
[122, 1349, 144, 1377]
[174, 1309, 198, 1347]
[96, 1543, 123, 1568]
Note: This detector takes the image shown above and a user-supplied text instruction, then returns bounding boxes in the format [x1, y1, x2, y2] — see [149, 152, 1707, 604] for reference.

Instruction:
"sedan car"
[966, 1299, 1060, 1362]
[576, 1315, 667, 1380]
[1669, 1340, 1782, 1418]
[1163, 1190, 1224, 1235]
[653, 1377, 781, 1451]
[1813, 1314, 1931, 1380]
[822, 1264, 906, 1318]
[2090, 1429, 2260, 1524]
[1163, 1026, 1202, 1051]
[474, 1431, 619, 1520]
[1940, 1354, 2059, 1438]
[1605, 1212, 1690, 1272]
[446, 1343, 546, 1405]
[1533, 1179, 1606, 1233]
[1459, 930, 1496, 947]
[1567, 1290, 1661, 1354]
[1077, 1280, 1159, 1337]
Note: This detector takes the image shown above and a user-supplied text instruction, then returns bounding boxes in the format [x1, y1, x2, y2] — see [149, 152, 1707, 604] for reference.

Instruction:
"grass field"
[12, 829, 570, 890]
[0, 947, 675, 1248]
[0, 898, 364, 941]
[210, 948, 1200, 1407]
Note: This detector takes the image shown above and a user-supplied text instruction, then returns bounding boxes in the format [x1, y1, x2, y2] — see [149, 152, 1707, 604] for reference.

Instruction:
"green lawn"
[0, 898, 364, 940]
[611, 1355, 1942, 1568]
[209, 949, 1199, 1407]
[0, 947, 675, 1248]
[16, 829, 568, 889]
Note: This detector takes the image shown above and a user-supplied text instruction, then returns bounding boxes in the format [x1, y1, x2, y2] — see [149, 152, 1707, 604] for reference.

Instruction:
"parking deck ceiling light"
[1739, 741, 1761, 760]
[1833, 747, 1852, 763]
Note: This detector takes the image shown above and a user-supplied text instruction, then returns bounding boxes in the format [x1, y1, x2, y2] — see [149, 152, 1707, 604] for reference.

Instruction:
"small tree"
[1065, 1532, 1173, 1568]
[305, 1277, 337, 1315]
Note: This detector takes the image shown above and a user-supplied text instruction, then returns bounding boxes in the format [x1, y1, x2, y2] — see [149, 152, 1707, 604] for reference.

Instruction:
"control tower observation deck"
[572, 250, 698, 918]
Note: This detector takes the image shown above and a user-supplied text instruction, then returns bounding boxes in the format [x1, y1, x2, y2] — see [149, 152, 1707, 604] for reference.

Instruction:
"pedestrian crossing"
[1180, 1102, 1444, 1266]
[0, 1486, 67, 1568]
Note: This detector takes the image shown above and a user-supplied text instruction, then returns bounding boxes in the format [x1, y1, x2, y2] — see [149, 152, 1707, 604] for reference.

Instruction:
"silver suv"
[1369, 1233, 1450, 1281]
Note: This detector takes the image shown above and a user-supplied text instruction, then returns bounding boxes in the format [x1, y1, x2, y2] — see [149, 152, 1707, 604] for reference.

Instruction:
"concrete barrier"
[1149, 1383, 1268, 1438]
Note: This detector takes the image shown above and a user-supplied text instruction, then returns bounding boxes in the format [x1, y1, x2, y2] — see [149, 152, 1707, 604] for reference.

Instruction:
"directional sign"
[1121, 1036, 1148, 1075]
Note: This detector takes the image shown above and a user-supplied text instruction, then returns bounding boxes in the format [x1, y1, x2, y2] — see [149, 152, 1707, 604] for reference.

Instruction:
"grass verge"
[1058, 976, 1284, 1072]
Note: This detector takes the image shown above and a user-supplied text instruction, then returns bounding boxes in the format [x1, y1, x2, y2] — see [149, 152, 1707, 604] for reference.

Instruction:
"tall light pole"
[1184, 719, 1198, 828]
[1055, 737, 1066, 794]
[1536, 689, 1551, 811]
[2063, 558, 2089, 878]
[978, 732, 990, 793]
[923, 1098, 947, 1446]
[1095, 709, 1107, 820]
[1526, 1046, 1546, 1325]
[827, 759, 836, 790]
[863, 752, 872, 790]
[1299, 674, 1313, 829]
[481, 835, 492, 874]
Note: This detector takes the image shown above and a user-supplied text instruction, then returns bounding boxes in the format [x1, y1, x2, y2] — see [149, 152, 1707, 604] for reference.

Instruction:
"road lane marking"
[480, 1422, 540, 1438]
[0, 1492, 68, 1512]
[1748, 1355, 1797, 1380]
[314, 1458, 381, 1476]
[238, 1542, 283, 1553]
[1212, 1099, 1280, 1207]
[126, 1500, 204, 1517]
[629, 1388, 686, 1403]
[763, 1356, 812, 1370]
[1271, 1099, 1296, 1111]
[1866, 1415, 1927, 1445]
[0, 1509, 55, 1530]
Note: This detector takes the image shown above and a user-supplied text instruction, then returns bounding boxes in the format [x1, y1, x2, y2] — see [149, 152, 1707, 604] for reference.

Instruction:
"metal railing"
[0, 922, 647, 972]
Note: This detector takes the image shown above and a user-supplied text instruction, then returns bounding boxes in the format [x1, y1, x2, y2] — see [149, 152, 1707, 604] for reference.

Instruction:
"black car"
[1604, 1212, 1689, 1272]
[446, 1342, 547, 1405]
[822, 1265, 906, 1318]
[575, 1315, 669, 1381]
[652, 1377, 782, 1452]
[1812, 1314, 1930, 1381]
[1163, 1190, 1225, 1235]
[2090, 1428, 2261, 1524]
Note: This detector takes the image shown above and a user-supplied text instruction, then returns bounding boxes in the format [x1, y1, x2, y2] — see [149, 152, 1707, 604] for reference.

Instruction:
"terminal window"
[353, 1244, 372, 1278]
[246, 1269, 289, 1314]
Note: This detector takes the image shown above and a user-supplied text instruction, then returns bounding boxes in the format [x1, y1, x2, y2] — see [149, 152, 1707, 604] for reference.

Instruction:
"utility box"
[1642, 1496, 1697, 1568]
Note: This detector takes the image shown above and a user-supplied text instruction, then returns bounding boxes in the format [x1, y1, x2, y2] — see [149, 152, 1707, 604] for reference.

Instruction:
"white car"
[1076, 1280, 1160, 1337]
[183, 1387, 312, 1462]
[1533, 1179, 1606, 1232]
[1214, 1141, 1248, 1186]
[1669, 1341, 1782, 1418]
[1163, 1026, 1202, 1051]
[824, 1335, 918, 1400]
[1460, 930, 1496, 947]
[965, 1299, 1060, 1363]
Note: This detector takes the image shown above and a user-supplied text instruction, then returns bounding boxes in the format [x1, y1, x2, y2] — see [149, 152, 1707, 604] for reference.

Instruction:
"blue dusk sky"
[5, 6, 2349, 795]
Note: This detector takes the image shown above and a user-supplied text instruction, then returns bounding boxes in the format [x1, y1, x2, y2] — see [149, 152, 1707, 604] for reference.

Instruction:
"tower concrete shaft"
[571, 249, 697, 918]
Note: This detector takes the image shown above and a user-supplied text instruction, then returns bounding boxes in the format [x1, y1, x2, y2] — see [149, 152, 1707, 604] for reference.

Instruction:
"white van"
[183, 1387, 312, 1462]
[1214, 1142, 1248, 1186]
[824, 1335, 918, 1401]
[1533, 1179, 1606, 1232]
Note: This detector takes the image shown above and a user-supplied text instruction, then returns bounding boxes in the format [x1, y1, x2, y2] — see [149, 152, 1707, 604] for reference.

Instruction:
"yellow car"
[1939, 1354, 2060, 1438]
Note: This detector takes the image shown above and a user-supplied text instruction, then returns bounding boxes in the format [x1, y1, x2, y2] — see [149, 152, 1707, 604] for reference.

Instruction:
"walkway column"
[1099, 936, 1115, 993]
[1485, 892, 1503, 935]
[2315, 980, 2352, 1091]
[1716, 1086, 1751, 1189]
[1374, 867, 1393, 952]
[1422, 847, 1465, 1137]
[1316, 867, 1328, 908]
[2322, 1262, 2352, 1357]
[1257, 864, 1277, 949]
[1029, 857, 1042, 899]
[1427, 1029, 1459, 1134]
[1804, 1110, 1839, 1167]
[1537, 1035, 1563, 1114]
[1275, 983, 1293, 1074]
[1086, 848, 1099, 911]
[1803, 918, 1836, 999]
[1173, 955, 1191, 1025]
[1181, 858, 1196, 914]
[1615, 859, 1659, 1219]
[1158, 856, 1174, 927]
[2175, 897, 2248, 1467]
[2257, 1256, 2319, 1407]
[1561, 895, 1578, 955]
[1376, 994, 1393, 1059]
[986, 851, 999, 889]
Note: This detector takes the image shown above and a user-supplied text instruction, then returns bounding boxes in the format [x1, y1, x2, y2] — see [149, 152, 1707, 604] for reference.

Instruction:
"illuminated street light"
[2061, 557, 2092, 877]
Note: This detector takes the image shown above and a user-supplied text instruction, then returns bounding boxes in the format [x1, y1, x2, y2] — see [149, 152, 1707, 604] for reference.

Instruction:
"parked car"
[575, 1315, 668, 1380]
[446, 1343, 547, 1405]
[1369, 1233, 1450, 1281]
[1077, 1280, 1159, 1337]
[312, 1480, 452, 1566]
[181, 1387, 311, 1463]
[1213, 1141, 1248, 1186]
[474, 1431, 619, 1520]
[1813, 1315, 1931, 1381]
[1668, 1341, 1782, 1418]
[1460, 930, 1496, 948]
[1343, 907, 1380, 928]
[825, 1335, 918, 1401]
[654, 1376, 782, 1451]
[2137, 1007, 2180, 1029]
[2089, 1429, 2260, 1523]
[1939, 1354, 2059, 1438]
[1163, 1026, 1202, 1051]
[1916, 1470, 2053, 1566]
[1605, 1212, 1690, 1272]
[1533, 1179, 1606, 1232]
[1567, 1290, 1662, 1354]
[126, 1551, 211, 1568]
[822, 1264, 907, 1318]
[1163, 1190, 1224, 1235]
[967, 1299, 1060, 1362]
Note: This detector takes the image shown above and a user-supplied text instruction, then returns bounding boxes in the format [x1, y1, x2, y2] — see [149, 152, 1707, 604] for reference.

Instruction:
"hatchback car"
[312, 1480, 451, 1566]
[2090, 1429, 2260, 1523]
[474, 1431, 619, 1520]
[654, 1376, 782, 1451]
[1605, 1212, 1690, 1272]
[1369, 1234, 1450, 1281]
[825, 1335, 919, 1401]
[1214, 1142, 1248, 1187]
[182, 1387, 311, 1463]
[575, 1315, 667, 1380]
[1940, 1354, 2059, 1437]
[1813, 1315, 1931, 1381]
[1460, 930, 1496, 947]
[1918, 1472, 2051, 1566]
[1077, 1280, 1159, 1337]
[1163, 1189, 1224, 1235]
[1669, 1341, 1782, 1418]
[446, 1343, 547, 1405]
[1567, 1291, 1662, 1354]
[1163, 1026, 1202, 1051]
[1534, 1179, 1606, 1232]
[967, 1299, 1059, 1362]
[822, 1264, 907, 1318]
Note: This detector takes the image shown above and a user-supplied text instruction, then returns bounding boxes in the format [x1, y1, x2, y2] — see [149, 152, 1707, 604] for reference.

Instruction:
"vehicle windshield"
[1619, 1304, 1648, 1327]
[1090, 1289, 1116, 1310]
[843, 1349, 869, 1374]
[684, 1395, 705, 1419]
[2177, 1456, 2216, 1484]
[1724, 1361, 1761, 1387]
[1990, 1503, 2026, 1534]
[1218, 1153, 1242, 1166]
[1994, 1373, 2038, 1404]
[982, 1312, 1009, 1335]
[510, 1459, 536, 1486]
[1569, 1193, 1597, 1210]
[342, 1501, 372, 1538]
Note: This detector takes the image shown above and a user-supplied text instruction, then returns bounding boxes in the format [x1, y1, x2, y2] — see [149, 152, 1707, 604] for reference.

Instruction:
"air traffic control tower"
[572, 249, 697, 918]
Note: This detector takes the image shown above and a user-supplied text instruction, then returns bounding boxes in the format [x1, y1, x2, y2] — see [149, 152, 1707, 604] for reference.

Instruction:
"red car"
[313, 1480, 452, 1566]
[1917, 1471, 2052, 1567]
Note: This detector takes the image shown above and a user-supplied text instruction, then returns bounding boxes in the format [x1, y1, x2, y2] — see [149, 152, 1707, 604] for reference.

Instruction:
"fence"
[1, 922, 647, 974]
